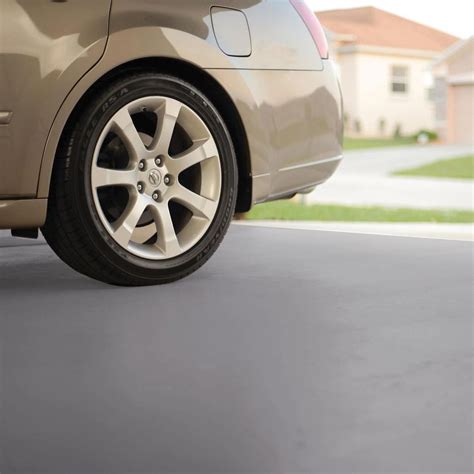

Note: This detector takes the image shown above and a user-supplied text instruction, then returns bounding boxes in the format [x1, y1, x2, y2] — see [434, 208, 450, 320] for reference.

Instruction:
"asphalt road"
[0, 226, 472, 473]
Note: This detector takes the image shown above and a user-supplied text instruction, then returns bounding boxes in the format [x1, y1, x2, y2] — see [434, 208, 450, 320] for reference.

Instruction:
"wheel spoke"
[92, 166, 137, 189]
[169, 138, 218, 174]
[111, 108, 146, 162]
[111, 195, 147, 248]
[173, 185, 218, 221]
[150, 98, 182, 155]
[150, 203, 181, 256]
[132, 224, 157, 245]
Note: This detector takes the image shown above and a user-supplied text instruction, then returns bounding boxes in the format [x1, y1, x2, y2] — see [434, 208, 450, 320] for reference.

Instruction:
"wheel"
[42, 72, 238, 286]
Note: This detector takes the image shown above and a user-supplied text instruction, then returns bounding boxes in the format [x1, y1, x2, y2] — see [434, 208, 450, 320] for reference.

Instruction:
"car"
[0, 0, 343, 286]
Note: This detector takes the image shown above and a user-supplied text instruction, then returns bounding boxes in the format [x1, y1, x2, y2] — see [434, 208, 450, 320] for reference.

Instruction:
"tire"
[42, 72, 238, 286]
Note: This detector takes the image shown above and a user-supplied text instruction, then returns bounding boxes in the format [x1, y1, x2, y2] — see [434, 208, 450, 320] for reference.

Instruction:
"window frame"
[390, 65, 410, 95]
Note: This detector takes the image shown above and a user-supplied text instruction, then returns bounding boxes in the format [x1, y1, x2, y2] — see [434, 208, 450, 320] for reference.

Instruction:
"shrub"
[414, 129, 438, 142]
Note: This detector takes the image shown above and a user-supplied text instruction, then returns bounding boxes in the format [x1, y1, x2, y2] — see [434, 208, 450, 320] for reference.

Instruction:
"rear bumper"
[0, 199, 47, 230]
[266, 60, 344, 200]
[209, 60, 344, 204]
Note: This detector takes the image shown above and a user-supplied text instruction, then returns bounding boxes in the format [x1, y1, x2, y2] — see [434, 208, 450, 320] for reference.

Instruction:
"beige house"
[432, 37, 474, 144]
[317, 7, 458, 138]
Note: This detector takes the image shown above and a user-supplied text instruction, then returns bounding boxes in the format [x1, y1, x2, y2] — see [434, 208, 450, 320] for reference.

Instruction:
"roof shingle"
[317, 7, 459, 52]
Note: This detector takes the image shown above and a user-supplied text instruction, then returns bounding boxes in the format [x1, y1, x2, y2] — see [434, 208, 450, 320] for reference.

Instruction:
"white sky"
[308, 0, 474, 39]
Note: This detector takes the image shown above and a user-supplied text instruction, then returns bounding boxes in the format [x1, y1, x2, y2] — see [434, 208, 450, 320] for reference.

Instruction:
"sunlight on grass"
[394, 155, 474, 180]
[247, 201, 474, 223]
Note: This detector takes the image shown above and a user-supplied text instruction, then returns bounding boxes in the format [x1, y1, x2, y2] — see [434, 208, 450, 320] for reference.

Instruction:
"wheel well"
[62, 57, 253, 213]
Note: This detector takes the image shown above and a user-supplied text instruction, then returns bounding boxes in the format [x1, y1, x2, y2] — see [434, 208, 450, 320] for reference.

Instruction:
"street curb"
[233, 221, 474, 242]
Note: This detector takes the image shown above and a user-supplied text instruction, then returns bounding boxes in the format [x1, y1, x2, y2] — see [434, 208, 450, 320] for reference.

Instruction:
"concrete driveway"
[337, 143, 473, 177]
[1, 226, 472, 473]
[308, 144, 473, 210]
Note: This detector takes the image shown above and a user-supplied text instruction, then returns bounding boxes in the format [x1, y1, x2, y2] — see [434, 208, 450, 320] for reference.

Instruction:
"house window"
[424, 71, 435, 101]
[391, 65, 409, 94]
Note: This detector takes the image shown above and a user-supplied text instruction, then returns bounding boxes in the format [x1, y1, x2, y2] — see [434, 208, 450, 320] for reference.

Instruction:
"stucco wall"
[433, 38, 473, 143]
[449, 85, 474, 143]
[337, 53, 358, 130]
[448, 46, 474, 76]
[337, 51, 436, 137]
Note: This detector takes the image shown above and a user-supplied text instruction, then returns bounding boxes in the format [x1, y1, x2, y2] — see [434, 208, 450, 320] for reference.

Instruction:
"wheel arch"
[38, 57, 253, 213]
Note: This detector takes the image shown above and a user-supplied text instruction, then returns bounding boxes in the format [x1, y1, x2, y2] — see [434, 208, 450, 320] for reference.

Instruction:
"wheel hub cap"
[147, 169, 162, 187]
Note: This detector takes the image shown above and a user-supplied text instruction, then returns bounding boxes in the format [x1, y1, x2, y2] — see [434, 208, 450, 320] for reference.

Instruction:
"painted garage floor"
[0, 225, 472, 473]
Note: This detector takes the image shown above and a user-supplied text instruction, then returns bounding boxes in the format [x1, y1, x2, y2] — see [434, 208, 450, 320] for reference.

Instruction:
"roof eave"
[432, 36, 474, 67]
[324, 28, 357, 43]
[337, 44, 443, 59]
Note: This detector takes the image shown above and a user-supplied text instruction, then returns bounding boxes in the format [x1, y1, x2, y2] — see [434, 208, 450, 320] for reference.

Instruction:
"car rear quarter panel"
[0, 0, 111, 198]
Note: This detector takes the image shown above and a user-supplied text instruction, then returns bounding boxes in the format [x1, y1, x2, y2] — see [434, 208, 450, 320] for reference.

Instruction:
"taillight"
[290, 0, 329, 59]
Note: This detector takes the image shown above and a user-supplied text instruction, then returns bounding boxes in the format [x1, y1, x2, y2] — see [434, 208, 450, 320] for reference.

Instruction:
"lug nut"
[164, 175, 171, 185]
[152, 191, 160, 202]
[138, 160, 146, 171]
[155, 155, 164, 167]
[137, 182, 144, 193]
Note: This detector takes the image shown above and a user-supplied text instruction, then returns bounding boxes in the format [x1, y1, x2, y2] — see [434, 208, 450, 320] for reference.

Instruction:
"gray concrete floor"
[0, 225, 473, 473]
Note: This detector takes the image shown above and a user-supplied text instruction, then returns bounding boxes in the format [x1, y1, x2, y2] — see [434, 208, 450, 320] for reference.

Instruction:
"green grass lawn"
[344, 136, 417, 150]
[246, 201, 474, 223]
[394, 155, 474, 180]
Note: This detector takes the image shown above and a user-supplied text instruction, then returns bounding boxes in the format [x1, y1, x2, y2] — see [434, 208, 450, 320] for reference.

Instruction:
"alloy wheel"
[91, 96, 222, 260]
